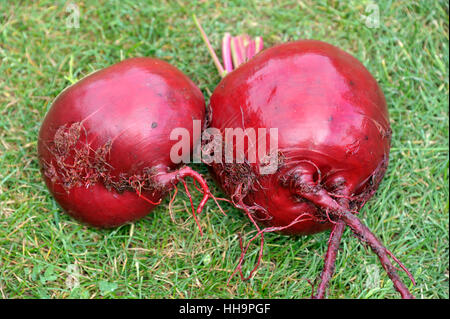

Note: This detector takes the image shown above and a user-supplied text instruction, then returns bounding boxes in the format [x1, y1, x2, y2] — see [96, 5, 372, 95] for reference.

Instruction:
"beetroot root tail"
[157, 166, 213, 236]
[338, 209, 414, 298]
[298, 188, 415, 299]
[313, 220, 346, 299]
[175, 167, 211, 216]
[314, 198, 349, 299]
[228, 192, 316, 285]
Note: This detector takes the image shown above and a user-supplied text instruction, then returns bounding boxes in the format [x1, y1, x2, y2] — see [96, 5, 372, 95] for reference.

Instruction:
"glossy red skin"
[209, 40, 390, 235]
[38, 57, 205, 227]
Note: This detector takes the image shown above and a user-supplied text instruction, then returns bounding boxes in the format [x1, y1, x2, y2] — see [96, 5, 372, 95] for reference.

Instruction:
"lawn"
[0, 0, 448, 299]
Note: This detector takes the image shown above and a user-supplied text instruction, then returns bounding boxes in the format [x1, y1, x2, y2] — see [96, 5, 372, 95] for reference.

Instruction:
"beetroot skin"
[38, 57, 211, 228]
[206, 40, 414, 298]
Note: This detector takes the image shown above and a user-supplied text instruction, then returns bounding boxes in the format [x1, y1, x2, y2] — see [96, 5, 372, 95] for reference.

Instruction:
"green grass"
[0, 0, 448, 299]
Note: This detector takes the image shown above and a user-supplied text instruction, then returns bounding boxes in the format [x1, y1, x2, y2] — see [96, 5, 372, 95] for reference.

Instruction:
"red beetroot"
[210, 40, 392, 235]
[195, 21, 415, 298]
[38, 57, 211, 229]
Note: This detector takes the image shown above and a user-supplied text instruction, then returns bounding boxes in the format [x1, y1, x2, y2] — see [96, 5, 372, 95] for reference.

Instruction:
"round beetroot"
[38, 57, 211, 229]
[210, 40, 391, 235]
[203, 39, 414, 298]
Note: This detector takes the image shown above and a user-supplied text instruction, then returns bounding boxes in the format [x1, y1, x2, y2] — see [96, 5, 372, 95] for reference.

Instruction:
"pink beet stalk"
[246, 39, 256, 60]
[255, 36, 264, 54]
[193, 15, 264, 77]
[231, 36, 244, 68]
[222, 33, 233, 72]
[241, 34, 251, 50]
[237, 36, 247, 62]
[193, 15, 226, 77]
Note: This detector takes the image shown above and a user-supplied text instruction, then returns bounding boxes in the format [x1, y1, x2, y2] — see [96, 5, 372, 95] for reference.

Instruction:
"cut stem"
[192, 15, 226, 78]
[255, 36, 264, 52]
[222, 33, 233, 72]
[193, 15, 264, 76]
